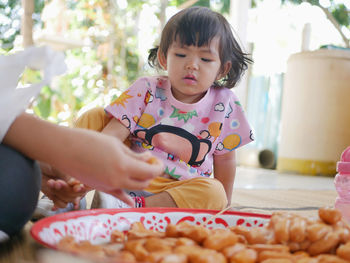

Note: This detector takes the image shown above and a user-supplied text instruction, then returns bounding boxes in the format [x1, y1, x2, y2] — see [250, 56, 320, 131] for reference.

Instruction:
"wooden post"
[229, 0, 251, 108]
[21, 0, 34, 47]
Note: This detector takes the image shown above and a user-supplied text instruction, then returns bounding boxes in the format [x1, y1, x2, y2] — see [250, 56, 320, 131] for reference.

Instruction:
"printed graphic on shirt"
[165, 166, 181, 179]
[216, 133, 241, 151]
[214, 102, 225, 112]
[208, 122, 222, 142]
[137, 113, 156, 129]
[225, 103, 233, 118]
[170, 106, 198, 123]
[144, 90, 153, 105]
[110, 91, 133, 108]
[155, 87, 167, 101]
[134, 124, 211, 167]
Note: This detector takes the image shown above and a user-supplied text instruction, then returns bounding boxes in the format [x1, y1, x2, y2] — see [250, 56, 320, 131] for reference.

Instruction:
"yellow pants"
[75, 107, 228, 210]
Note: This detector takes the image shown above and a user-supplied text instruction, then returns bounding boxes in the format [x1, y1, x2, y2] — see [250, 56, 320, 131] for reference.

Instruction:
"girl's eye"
[175, 53, 185, 58]
[201, 58, 212, 62]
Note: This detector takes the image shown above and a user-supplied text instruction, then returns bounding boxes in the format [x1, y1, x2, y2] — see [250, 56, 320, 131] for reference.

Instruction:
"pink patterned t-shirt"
[105, 76, 254, 180]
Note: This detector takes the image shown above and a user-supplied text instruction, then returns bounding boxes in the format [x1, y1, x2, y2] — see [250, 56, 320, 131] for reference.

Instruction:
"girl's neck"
[170, 87, 207, 104]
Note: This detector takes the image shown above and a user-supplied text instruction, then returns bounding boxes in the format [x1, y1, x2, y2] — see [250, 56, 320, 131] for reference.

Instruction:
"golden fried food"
[145, 251, 187, 263]
[166, 222, 210, 243]
[203, 228, 238, 250]
[128, 221, 165, 239]
[258, 250, 293, 262]
[337, 241, 350, 261]
[319, 207, 342, 225]
[289, 216, 307, 243]
[222, 243, 246, 258]
[124, 239, 148, 261]
[230, 248, 257, 263]
[143, 237, 175, 252]
[187, 247, 226, 263]
[110, 229, 125, 243]
[56, 207, 350, 263]
[248, 244, 290, 253]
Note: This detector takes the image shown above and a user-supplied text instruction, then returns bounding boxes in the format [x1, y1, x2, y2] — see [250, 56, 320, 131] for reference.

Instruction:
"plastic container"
[334, 146, 350, 222]
[277, 49, 350, 176]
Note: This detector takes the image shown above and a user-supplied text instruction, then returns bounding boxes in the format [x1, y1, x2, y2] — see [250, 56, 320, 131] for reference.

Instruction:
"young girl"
[96, 6, 254, 210]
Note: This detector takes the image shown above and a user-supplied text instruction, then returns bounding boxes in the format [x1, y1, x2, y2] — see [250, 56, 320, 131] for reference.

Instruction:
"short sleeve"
[214, 92, 254, 155]
[104, 77, 154, 133]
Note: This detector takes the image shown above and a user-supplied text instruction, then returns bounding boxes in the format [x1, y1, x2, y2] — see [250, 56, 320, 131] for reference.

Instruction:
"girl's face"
[158, 36, 231, 104]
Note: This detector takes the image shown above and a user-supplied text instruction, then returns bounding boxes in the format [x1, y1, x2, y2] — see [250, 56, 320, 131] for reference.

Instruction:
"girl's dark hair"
[148, 6, 252, 89]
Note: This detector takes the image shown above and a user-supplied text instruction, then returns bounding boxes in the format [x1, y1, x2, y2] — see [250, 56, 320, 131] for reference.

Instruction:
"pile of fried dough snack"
[58, 207, 350, 263]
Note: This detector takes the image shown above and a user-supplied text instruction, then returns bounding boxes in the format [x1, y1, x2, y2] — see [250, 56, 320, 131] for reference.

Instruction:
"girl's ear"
[157, 49, 167, 70]
[216, 61, 232, 80]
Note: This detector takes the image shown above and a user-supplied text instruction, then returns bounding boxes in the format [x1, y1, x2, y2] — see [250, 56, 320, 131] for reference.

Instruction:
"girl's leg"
[145, 191, 177, 207]
[145, 177, 228, 209]
[0, 144, 41, 236]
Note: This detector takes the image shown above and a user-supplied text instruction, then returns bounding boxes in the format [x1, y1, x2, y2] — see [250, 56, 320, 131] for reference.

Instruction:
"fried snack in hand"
[147, 156, 159, 164]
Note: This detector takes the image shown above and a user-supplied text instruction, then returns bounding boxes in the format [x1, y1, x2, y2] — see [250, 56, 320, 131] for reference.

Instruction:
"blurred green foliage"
[4, 0, 347, 126]
[0, 0, 45, 50]
[0, 0, 233, 126]
[280, 1, 350, 34]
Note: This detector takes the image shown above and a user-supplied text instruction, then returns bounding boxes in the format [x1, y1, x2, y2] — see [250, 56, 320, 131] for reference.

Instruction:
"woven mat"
[230, 189, 337, 217]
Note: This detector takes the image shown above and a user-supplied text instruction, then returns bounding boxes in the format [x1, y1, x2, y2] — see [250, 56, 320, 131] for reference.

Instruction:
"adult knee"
[0, 144, 41, 236]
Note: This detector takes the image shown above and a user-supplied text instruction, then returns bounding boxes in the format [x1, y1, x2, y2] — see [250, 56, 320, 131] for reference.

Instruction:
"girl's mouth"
[184, 75, 197, 85]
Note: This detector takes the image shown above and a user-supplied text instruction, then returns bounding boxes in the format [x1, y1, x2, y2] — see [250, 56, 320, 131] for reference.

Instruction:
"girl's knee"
[203, 178, 228, 209]
[74, 107, 110, 131]
[174, 177, 228, 210]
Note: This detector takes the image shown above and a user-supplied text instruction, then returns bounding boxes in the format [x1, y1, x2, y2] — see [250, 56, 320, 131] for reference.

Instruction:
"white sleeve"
[0, 46, 67, 142]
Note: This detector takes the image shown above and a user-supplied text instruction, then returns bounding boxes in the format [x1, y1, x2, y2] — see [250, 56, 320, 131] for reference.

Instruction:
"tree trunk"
[21, 0, 34, 47]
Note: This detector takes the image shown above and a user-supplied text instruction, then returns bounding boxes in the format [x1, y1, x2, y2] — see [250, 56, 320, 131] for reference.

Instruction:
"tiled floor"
[234, 166, 335, 190]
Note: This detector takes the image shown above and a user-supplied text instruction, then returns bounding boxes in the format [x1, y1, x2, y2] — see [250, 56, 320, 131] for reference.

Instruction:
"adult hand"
[71, 138, 163, 207]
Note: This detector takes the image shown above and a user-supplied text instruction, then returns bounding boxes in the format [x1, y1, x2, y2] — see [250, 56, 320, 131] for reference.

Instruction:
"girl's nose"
[185, 59, 198, 70]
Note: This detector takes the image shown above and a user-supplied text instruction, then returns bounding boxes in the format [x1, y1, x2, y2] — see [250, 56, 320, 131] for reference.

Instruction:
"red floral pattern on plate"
[31, 208, 270, 249]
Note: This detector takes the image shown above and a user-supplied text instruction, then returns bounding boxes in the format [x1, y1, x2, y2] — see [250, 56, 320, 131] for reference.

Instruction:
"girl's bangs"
[174, 17, 220, 47]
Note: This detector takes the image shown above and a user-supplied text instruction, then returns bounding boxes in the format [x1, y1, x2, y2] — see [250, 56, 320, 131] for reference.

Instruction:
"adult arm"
[3, 113, 163, 204]
[213, 150, 236, 207]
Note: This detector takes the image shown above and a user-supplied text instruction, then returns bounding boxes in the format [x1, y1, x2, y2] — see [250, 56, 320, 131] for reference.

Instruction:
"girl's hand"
[40, 162, 89, 210]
